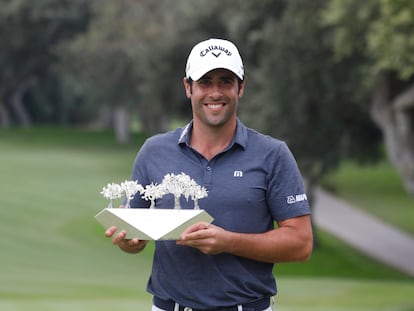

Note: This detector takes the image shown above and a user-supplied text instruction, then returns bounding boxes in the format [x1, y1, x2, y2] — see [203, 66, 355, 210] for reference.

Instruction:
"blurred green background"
[1, 129, 413, 311]
[1, 0, 414, 310]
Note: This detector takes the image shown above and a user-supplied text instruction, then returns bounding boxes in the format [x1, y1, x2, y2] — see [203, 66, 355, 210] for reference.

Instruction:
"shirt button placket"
[204, 164, 213, 187]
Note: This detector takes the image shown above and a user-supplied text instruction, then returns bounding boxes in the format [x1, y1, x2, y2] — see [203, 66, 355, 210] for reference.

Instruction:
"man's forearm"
[225, 216, 313, 263]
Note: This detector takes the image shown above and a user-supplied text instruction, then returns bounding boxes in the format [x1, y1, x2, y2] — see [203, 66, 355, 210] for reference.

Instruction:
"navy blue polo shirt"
[129, 119, 310, 309]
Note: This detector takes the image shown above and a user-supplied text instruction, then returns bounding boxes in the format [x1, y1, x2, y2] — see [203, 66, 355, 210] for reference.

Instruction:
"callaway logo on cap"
[185, 38, 244, 81]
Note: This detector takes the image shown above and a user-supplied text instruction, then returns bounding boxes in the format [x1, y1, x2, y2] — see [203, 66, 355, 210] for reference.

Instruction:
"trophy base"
[95, 208, 214, 240]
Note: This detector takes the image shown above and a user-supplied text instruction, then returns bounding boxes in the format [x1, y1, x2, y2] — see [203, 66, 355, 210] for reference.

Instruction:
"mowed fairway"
[0, 138, 154, 310]
[1, 132, 413, 311]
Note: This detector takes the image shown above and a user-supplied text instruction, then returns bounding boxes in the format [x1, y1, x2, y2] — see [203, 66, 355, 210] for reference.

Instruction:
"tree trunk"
[10, 78, 34, 127]
[370, 75, 414, 196]
[113, 106, 131, 144]
[0, 103, 11, 127]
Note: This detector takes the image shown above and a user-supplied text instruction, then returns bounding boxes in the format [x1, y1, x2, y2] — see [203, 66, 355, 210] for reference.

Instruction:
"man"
[105, 38, 313, 311]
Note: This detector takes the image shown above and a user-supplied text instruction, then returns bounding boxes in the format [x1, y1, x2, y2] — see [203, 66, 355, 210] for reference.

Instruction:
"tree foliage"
[324, 0, 414, 79]
[0, 0, 90, 126]
[1, 0, 414, 195]
[322, 0, 414, 194]
[202, 0, 382, 190]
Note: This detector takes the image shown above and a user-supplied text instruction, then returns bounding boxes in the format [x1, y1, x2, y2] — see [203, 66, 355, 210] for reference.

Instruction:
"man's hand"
[176, 215, 313, 263]
[105, 226, 148, 254]
[176, 222, 230, 255]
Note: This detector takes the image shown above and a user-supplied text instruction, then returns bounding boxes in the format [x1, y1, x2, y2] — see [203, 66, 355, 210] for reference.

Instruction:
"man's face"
[184, 68, 244, 128]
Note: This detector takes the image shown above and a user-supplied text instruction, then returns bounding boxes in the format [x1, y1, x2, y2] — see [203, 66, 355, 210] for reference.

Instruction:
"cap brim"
[188, 64, 244, 81]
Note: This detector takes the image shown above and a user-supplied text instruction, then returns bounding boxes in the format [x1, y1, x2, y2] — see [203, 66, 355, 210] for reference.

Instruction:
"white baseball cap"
[185, 38, 244, 81]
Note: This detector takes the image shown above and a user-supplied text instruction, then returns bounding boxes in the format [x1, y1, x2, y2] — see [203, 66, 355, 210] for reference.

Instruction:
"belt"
[153, 296, 270, 311]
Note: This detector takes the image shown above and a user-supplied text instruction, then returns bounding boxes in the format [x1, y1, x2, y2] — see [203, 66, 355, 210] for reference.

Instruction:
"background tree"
[0, 0, 90, 127]
[323, 0, 414, 195]
[186, 0, 381, 192]
[59, 0, 192, 141]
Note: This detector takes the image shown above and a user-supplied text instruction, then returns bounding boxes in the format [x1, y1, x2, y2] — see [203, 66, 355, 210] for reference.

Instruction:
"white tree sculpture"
[189, 184, 208, 210]
[161, 173, 191, 209]
[141, 183, 166, 209]
[101, 173, 207, 210]
[100, 182, 123, 208]
[121, 180, 144, 208]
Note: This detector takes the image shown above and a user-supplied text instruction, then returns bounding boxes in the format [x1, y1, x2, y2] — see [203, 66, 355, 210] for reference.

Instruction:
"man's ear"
[238, 80, 245, 98]
[183, 77, 192, 98]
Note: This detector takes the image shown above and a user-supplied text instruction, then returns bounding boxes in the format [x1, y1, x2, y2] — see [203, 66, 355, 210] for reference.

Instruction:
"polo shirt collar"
[178, 118, 247, 150]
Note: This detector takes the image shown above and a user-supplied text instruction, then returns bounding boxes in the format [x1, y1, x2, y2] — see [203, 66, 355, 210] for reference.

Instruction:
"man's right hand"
[105, 226, 148, 254]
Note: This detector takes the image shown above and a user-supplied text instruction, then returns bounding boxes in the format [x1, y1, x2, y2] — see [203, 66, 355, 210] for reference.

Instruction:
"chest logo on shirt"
[233, 170, 243, 177]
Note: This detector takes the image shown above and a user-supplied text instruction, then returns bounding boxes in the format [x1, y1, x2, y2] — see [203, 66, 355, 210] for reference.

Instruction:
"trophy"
[95, 173, 213, 240]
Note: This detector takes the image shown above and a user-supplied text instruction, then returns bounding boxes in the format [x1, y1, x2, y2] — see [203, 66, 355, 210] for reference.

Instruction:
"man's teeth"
[208, 104, 223, 108]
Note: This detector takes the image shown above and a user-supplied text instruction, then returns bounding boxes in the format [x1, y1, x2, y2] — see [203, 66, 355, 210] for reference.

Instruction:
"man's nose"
[209, 84, 223, 98]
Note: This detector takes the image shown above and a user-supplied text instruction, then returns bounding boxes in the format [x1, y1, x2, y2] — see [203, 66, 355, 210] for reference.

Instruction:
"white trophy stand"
[96, 174, 212, 240]
[95, 207, 213, 240]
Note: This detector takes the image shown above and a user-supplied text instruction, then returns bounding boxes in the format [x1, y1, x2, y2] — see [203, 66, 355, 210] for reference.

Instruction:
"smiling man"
[105, 38, 313, 311]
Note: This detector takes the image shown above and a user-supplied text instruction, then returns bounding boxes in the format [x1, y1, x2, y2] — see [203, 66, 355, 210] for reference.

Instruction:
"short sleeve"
[267, 142, 311, 221]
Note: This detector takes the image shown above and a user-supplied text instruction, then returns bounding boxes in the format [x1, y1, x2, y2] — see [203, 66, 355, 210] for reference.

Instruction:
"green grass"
[1, 128, 413, 311]
[0, 126, 148, 151]
[322, 161, 414, 235]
